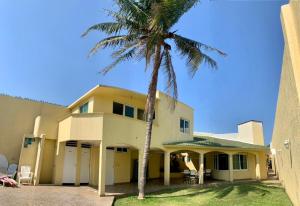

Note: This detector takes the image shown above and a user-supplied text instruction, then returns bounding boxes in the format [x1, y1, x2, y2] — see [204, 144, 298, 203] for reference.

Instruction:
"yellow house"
[0, 85, 268, 196]
[272, 0, 300, 205]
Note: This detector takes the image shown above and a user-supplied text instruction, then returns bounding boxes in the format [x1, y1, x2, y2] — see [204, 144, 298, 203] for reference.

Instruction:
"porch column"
[198, 153, 204, 184]
[33, 134, 45, 186]
[229, 153, 233, 182]
[164, 151, 170, 186]
[98, 142, 106, 196]
[255, 153, 261, 180]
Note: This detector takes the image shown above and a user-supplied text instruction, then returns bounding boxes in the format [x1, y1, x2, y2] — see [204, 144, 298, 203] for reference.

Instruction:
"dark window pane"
[180, 119, 184, 132]
[233, 155, 240, 169]
[80, 102, 88, 113]
[113, 102, 123, 115]
[125, 105, 134, 118]
[137, 109, 145, 121]
[241, 155, 247, 169]
[218, 154, 228, 170]
[184, 120, 189, 133]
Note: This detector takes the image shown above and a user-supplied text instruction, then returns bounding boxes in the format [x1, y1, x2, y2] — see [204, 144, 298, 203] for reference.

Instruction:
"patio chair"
[204, 169, 212, 180]
[7, 164, 18, 179]
[189, 170, 198, 184]
[18, 166, 33, 185]
[183, 170, 190, 184]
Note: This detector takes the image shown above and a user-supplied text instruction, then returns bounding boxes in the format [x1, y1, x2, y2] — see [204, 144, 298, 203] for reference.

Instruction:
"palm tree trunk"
[138, 44, 162, 199]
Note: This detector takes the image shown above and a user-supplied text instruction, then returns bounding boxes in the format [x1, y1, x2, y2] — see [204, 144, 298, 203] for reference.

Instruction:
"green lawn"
[114, 182, 292, 206]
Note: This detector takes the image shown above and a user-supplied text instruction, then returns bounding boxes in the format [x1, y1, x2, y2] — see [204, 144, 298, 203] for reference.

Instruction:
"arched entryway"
[167, 150, 201, 184]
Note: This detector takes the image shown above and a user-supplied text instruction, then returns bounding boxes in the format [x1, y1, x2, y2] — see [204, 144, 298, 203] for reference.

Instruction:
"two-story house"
[1, 85, 268, 196]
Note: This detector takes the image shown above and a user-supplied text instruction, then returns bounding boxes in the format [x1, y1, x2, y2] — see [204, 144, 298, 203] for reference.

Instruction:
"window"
[125, 105, 134, 118]
[113, 102, 123, 115]
[214, 154, 229, 170]
[233, 154, 248, 170]
[137, 108, 145, 121]
[180, 118, 189, 133]
[137, 109, 155, 121]
[79, 102, 89, 113]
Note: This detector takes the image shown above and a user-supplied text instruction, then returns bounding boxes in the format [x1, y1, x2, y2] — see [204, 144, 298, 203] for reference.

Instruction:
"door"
[105, 149, 114, 185]
[80, 147, 90, 184]
[62, 146, 77, 184]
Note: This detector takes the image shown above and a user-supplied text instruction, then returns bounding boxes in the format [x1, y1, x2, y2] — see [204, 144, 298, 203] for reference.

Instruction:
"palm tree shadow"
[213, 182, 271, 199]
[147, 187, 214, 199]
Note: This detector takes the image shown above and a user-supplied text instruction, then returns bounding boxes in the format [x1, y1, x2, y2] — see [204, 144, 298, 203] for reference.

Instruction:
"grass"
[114, 182, 292, 206]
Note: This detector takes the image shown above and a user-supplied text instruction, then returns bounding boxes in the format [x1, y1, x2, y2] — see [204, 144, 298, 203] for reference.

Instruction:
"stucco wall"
[272, 1, 300, 205]
[0, 95, 67, 164]
[39, 139, 56, 184]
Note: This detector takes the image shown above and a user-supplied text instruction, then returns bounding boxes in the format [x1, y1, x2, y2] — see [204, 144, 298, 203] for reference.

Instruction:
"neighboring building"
[272, 0, 300, 205]
[0, 85, 268, 196]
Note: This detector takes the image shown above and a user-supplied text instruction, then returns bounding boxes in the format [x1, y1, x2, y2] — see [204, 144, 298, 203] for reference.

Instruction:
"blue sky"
[0, 0, 287, 144]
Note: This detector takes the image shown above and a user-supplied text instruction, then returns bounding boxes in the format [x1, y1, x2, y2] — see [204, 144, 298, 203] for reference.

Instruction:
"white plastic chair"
[18, 166, 33, 185]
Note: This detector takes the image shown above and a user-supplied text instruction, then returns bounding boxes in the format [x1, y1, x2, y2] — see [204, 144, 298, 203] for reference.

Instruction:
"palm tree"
[82, 0, 225, 199]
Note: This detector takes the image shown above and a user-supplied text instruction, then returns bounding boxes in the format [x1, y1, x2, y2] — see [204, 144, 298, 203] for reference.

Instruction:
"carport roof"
[163, 136, 268, 150]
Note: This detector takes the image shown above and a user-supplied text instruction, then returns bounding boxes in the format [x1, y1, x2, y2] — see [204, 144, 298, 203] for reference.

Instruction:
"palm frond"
[82, 22, 124, 37]
[173, 34, 226, 56]
[162, 49, 178, 110]
[88, 35, 136, 57]
[101, 48, 137, 75]
[150, 0, 199, 30]
[116, 0, 149, 22]
[174, 34, 218, 76]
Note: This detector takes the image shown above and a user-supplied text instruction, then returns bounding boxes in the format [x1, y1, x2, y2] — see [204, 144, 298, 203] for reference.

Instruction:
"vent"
[81, 144, 91, 148]
[106, 147, 115, 150]
[66, 141, 77, 147]
[116, 147, 128, 153]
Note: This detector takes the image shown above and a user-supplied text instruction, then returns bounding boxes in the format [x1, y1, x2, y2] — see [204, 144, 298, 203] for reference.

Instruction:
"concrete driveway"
[0, 186, 114, 206]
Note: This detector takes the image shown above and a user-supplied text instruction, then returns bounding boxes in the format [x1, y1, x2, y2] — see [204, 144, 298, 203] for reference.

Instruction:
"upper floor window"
[137, 108, 145, 121]
[79, 102, 89, 113]
[233, 154, 247, 170]
[113, 102, 123, 115]
[180, 118, 189, 133]
[125, 105, 134, 118]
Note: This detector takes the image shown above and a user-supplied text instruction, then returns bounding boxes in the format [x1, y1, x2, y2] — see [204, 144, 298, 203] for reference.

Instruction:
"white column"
[98, 142, 106, 196]
[164, 151, 170, 186]
[198, 153, 204, 184]
[255, 153, 261, 180]
[229, 153, 233, 182]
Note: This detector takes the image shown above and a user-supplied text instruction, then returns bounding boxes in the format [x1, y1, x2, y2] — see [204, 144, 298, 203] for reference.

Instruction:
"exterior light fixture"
[284, 139, 290, 149]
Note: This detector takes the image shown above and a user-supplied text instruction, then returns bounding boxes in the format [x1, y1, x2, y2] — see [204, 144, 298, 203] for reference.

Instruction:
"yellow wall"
[272, 1, 300, 205]
[0, 95, 67, 164]
[114, 150, 131, 183]
[18, 137, 38, 173]
[148, 153, 162, 179]
[39, 139, 56, 184]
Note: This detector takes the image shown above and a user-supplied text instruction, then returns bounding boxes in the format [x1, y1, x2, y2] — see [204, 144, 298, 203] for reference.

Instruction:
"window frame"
[233, 154, 248, 170]
[180, 118, 190, 134]
[124, 105, 135, 118]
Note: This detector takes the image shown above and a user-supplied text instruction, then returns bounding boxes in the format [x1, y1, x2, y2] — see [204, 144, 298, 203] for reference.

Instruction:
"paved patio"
[0, 185, 114, 206]
[0, 178, 267, 206]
